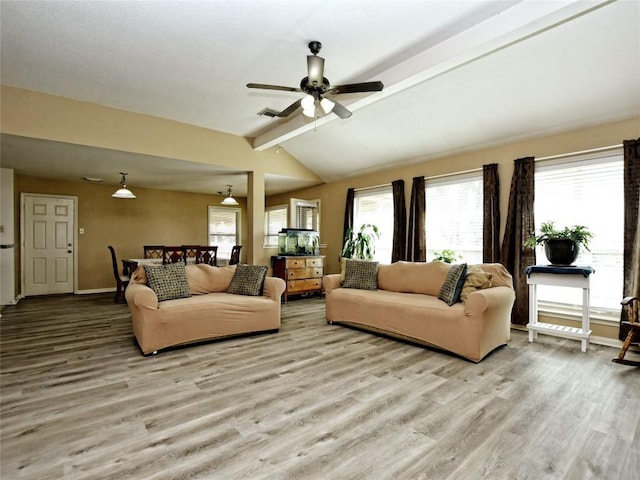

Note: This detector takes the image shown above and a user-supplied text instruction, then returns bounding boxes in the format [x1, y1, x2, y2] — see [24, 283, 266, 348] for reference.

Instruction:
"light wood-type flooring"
[1, 293, 638, 480]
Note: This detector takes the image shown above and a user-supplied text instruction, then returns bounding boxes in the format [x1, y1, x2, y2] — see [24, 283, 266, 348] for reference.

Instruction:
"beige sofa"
[323, 261, 515, 362]
[126, 264, 286, 355]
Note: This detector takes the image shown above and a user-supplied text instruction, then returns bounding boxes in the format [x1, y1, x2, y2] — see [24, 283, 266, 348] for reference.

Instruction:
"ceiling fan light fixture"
[221, 185, 239, 206]
[320, 97, 335, 114]
[112, 172, 136, 199]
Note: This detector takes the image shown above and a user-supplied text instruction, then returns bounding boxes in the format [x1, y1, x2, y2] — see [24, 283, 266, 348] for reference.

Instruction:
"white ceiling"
[1, 0, 639, 196]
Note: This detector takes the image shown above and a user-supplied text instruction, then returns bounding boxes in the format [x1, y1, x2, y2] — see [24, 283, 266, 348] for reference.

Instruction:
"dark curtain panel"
[500, 156, 536, 325]
[620, 138, 640, 339]
[483, 163, 501, 263]
[342, 188, 355, 251]
[391, 179, 407, 263]
[407, 176, 426, 262]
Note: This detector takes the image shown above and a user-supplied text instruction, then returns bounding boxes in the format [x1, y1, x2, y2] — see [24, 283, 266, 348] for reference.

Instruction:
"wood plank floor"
[1, 293, 638, 480]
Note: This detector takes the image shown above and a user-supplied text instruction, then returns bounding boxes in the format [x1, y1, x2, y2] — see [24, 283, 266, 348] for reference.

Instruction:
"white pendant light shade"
[221, 185, 239, 206]
[112, 172, 136, 199]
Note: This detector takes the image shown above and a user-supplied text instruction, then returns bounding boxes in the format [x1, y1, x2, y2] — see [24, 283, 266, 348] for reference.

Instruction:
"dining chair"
[182, 245, 200, 263]
[229, 245, 242, 265]
[162, 246, 186, 264]
[143, 245, 164, 259]
[108, 245, 130, 303]
[613, 296, 640, 366]
[195, 246, 218, 266]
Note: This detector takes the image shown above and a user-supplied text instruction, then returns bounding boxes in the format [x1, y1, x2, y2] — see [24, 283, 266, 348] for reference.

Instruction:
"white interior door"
[23, 194, 75, 296]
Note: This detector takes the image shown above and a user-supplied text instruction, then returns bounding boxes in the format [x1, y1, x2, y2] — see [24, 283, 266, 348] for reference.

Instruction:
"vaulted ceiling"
[1, 0, 638, 196]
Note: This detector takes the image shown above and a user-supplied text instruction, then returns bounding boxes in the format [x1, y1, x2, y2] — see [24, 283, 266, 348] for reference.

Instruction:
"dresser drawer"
[305, 258, 324, 268]
[287, 279, 322, 293]
[286, 258, 307, 268]
[287, 267, 323, 280]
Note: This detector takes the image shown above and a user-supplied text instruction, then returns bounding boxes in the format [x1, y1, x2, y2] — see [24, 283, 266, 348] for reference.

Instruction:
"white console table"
[525, 265, 595, 352]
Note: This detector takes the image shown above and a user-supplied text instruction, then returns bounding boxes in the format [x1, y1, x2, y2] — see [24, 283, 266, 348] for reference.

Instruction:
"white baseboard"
[77, 287, 115, 295]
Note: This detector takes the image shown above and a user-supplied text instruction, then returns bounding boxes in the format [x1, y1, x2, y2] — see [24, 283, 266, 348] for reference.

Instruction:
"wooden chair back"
[108, 245, 129, 303]
[162, 246, 186, 264]
[195, 246, 218, 266]
[144, 245, 164, 259]
[182, 245, 200, 263]
[613, 296, 640, 366]
[229, 245, 242, 265]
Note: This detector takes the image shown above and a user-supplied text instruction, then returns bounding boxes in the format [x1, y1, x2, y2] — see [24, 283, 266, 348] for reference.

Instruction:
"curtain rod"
[536, 144, 622, 162]
[355, 144, 622, 191]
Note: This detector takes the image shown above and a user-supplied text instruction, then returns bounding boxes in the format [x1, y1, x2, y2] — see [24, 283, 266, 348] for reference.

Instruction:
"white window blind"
[208, 206, 241, 260]
[425, 172, 483, 264]
[264, 205, 288, 247]
[353, 186, 393, 263]
[290, 198, 320, 232]
[533, 152, 623, 311]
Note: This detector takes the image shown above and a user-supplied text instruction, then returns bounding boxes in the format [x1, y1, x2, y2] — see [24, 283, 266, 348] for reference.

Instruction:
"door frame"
[20, 193, 79, 296]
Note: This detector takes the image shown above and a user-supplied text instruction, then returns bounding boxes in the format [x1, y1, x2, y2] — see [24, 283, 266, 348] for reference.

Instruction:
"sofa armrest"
[125, 283, 159, 310]
[323, 274, 342, 294]
[464, 285, 515, 317]
[263, 276, 286, 301]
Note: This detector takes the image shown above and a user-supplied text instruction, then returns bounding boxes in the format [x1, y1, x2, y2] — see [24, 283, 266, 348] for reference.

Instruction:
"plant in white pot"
[341, 224, 380, 260]
[524, 221, 593, 266]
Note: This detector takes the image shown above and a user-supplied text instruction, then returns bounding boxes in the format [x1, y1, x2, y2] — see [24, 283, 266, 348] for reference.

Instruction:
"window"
[533, 151, 623, 312]
[353, 186, 393, 263]
[208, 206, 241, 260]
[425, 172, 483, 264]
[264, 205, 288, 247]
[290, 198, 320, 232]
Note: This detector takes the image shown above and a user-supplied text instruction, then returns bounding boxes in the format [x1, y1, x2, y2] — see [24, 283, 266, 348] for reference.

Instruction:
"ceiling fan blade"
[306, 55, 325, 86]
[331, 100, 352, 119]
[328, 81, 384, 94]
[247, 83, 300, 92]
[277, 99, 302, 118]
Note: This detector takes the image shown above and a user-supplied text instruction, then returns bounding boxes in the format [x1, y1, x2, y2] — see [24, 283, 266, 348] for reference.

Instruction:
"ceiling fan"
[247, 40, 384, 120]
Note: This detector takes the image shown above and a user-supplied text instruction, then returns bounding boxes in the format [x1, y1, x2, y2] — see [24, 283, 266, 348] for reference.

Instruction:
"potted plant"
[524, 221, 593, 266]
[432, 249, 462, 264]
[341, 224, 380, 260]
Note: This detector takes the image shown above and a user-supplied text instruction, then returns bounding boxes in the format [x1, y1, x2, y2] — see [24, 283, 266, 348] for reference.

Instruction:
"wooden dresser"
[271, 255, 324, 302]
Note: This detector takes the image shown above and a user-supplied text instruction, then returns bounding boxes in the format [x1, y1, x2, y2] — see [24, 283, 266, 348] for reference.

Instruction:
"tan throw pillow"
[460, 265, 493, 302]
[186, 264, 237, 294]
[340, 257, 348, 283]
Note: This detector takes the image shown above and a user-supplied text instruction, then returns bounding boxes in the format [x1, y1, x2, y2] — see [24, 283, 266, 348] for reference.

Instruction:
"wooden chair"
[613, 296, 640, 366]
[195, 246, 218, 266]
[229, 245, 242, 265]
[162, 246, 186, 264]
[143, 245, 164, 259]
[108, 245, 130, 303]
[182, 245, 200, 263]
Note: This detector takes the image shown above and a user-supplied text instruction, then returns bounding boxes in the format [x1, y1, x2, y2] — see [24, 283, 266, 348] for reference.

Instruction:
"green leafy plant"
[432, 249, 462, 264]
[524, 221, 593, 251]
[341, 224, 380, 260]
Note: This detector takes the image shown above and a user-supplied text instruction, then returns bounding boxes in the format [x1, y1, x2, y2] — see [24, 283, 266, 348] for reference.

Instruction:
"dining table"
[122, 258, 162, 276]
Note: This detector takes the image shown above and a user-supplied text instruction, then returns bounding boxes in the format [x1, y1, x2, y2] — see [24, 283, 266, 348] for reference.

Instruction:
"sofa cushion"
[438, 263, 467, 305]
[186, 264, 237, 294]
[377, 261, 450, 296]
[342, 259, 378, 290]
[460, 266, 493, 302]
[144, 263, 192, 302]
[227, 264, 268, 296]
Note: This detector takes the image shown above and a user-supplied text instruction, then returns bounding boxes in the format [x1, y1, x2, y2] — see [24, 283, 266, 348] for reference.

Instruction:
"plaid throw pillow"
[144, 263, 192, 302]
[438, 263, 467, 305]
[227, 264, 268, 296]
[342, 259, 379, 290]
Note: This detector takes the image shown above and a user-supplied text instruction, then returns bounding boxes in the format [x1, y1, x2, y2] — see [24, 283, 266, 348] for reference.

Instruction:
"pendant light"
[221, 185, 239, 206]
[112, 172, 136, 199]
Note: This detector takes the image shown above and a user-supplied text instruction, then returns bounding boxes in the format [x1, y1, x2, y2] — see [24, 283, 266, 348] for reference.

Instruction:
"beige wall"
[16, 175, 248, 291]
